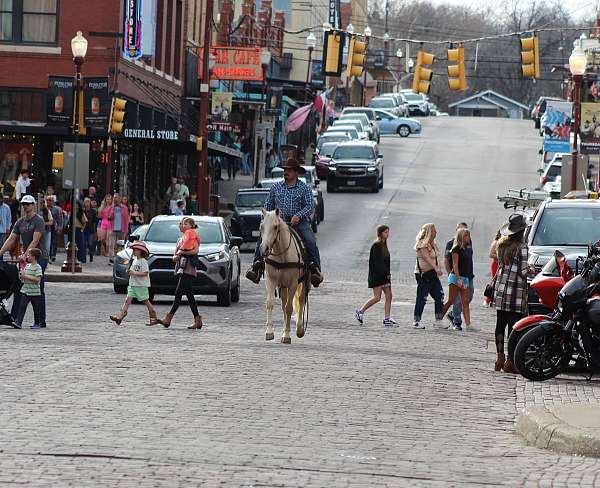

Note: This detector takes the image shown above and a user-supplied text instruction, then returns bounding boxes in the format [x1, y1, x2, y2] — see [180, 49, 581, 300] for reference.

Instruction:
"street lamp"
[254, 49, 271, 186]
[569, 42, 587, 191]
[301, 33, 317, 159]
[63, 31, 87, 274]
[396, 48, 403, 92]
[361, 26, 372, 105]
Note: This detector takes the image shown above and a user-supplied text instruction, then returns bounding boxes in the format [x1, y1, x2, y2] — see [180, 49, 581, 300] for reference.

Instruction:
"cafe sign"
[206, 47, 264, 81]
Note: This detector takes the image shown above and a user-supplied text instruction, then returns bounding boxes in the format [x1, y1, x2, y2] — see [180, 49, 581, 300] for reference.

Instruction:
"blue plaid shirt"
[264, 179, 314, 221]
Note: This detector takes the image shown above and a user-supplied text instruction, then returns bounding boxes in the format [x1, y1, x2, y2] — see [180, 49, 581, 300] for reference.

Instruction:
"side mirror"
[227, 202, 235, 211]
[230, 236, 243, 248]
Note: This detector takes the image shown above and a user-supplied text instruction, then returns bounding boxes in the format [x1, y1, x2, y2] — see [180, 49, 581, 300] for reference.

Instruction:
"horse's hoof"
[281, 337, 291, 344]
[265, 332, 274, 341]
[296, 330, 305, 338]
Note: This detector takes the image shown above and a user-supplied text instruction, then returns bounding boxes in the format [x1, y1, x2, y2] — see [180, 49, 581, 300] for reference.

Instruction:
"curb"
[516, 406, 600, 458]
[45, 273, 113, 283]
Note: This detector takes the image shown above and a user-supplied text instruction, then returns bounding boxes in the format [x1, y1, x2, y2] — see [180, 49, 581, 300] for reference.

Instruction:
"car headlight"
[329, 165, 336, 171]
[205, 251, 227, 262]
[367, 166, 377, 172]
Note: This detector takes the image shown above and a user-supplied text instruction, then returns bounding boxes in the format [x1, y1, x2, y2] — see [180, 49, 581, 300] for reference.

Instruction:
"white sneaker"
[354, 309, 364, 325]
[413, 321, 425, 329]
[383, 317, 398, 327]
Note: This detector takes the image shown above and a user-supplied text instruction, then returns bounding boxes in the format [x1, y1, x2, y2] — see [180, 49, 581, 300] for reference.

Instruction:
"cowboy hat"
[279, 158, 306, 174]
[500, 213, 528, 236]
[130, 241, 150, 258]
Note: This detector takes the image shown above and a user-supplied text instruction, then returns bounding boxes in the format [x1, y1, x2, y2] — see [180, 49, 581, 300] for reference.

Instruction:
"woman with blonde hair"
[97, 194, 112, 256]
[442, 228, 472, 331]
[413, 223, 444, 329]
[355, 224, 395, 326]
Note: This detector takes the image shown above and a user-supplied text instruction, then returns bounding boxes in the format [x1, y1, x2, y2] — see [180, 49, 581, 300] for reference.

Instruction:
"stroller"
[0, 260, 21, 328]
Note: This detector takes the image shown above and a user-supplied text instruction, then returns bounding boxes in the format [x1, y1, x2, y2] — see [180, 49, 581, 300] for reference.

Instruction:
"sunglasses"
[21, 202, 33, 206]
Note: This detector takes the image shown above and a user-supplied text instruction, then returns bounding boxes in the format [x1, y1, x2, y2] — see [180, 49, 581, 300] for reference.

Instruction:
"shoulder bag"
[416, 247, 438, 283]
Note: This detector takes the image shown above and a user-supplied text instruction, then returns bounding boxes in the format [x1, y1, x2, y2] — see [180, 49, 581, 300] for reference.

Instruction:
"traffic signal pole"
[197, 0, 214, 214]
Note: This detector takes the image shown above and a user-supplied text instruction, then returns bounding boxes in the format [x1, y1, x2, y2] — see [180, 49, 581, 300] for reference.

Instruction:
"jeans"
[15, 294, 42, 327]
[49, 229, 58, 259]
[241, 153, 252, 175]
[414, 273, 444, 321]
[43, 228, 52, 257]
[253, 219, 321, 267]
[0, 233, 7, 251]
[450, 279, 475, 325]
[84, 227, 96, 258]
[74, 228, 86, 263]
[12, 257, 47, 326]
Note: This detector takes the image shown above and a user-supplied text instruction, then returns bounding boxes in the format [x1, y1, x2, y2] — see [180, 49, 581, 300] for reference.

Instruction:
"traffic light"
[108, 97, 127, 134]
[520, 35, 540, 79]
[346, 35, 366, 78]
[412, 49, 435, 94]
[322, 30, 345, 77]
[447, 45, 466, 91]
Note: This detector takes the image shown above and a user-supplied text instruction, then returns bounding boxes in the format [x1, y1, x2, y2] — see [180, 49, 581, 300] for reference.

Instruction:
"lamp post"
[254, 49, 271, 186]
[63, 31, 87, 274]
[300, 32, 317, 160]
[395, 48, 403, 92]
[569, 42, 587, 191]
[361, 26, 371, 106]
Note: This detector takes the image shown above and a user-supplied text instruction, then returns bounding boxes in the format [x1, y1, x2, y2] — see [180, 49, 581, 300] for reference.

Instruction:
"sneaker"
[383, 317, 398, 327]
[445, 313, 454, 329]
[30, 324, 41, 329]
[453, 324, 463, 331]
[413, 321, 425, 329]
[354, 309, 364, 325]
[13, 323, 22, 330]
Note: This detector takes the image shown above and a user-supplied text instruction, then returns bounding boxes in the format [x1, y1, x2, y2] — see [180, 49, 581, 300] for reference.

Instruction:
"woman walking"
[129, 202, 144, 234]
[442, 228, 472, 331]
[492, 214, 530, 373]
[157, 217, 203, 329]
[98, 194, 113, 257]
[355, 225, 396, 326]
[83, 198, 97, 263]
[413, 223, 444, 329]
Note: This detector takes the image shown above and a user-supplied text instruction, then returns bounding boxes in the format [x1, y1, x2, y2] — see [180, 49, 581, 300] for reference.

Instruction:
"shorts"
[448, 273, 470, 288]
[127, 285, 149, 301]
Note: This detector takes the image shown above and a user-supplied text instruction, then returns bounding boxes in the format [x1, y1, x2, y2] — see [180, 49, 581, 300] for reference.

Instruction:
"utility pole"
[197, 0, 214, 214]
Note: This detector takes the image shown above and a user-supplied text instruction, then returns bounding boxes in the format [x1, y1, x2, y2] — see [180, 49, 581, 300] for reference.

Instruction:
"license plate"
[347, 180, 356, 186]
[252, 230, 260, 237]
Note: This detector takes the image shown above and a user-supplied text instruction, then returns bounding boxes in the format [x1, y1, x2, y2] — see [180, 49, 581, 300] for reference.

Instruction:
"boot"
[309, 263, 323, 288]
[495, 352, 505, 372]
[188, 315, 203, 330]
[159, 313, 173, 329]
[503, 357, 517, 374]
[245, 260, 264, 284]
[146, 310, 158, 327]
[109, 309, 127, 325]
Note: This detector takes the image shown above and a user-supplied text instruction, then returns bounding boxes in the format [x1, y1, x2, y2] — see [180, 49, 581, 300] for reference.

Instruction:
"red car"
[315, 141, 340, 179]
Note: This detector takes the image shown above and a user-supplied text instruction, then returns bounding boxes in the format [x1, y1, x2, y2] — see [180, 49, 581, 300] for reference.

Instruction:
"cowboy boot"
[146, 309, 158, 327]
[495, 352, 505, 372]
[188, 315, 203, 330]
[109, 309, 128, 325]
[309, 263, 323, 288]
[503, 357, 517, 374]
[159, 313, 173, 328]
[245, 259, 264, 284]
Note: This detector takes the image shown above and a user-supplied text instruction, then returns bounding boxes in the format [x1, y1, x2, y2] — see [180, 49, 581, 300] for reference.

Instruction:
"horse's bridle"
[261, 218, 293, 258]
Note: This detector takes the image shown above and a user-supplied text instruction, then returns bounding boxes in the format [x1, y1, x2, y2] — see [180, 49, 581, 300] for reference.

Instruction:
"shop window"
[0, 0, 58, 44]
[0, 90, 44, 122]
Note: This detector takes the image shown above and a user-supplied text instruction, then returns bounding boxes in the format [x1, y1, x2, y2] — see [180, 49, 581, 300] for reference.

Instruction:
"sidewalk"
[45, 251, 113, 283]
[216, 172, 254, 205]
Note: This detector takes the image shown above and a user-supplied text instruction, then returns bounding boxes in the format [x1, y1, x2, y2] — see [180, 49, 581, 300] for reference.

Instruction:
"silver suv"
[341, 107, 380, 143]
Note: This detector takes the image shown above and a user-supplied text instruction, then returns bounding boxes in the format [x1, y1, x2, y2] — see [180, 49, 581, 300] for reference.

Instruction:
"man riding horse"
[245, 158, 323, 288]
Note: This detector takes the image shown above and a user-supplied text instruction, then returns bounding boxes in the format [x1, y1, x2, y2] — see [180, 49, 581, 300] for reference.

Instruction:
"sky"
[427, 0, 598, 21]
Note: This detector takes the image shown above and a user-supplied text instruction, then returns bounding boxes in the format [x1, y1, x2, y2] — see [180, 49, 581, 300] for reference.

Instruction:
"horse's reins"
[264, 220, 303, 269]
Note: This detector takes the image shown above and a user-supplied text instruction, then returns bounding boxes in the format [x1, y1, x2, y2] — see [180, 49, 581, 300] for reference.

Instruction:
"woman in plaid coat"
[493, 214, 530, 373]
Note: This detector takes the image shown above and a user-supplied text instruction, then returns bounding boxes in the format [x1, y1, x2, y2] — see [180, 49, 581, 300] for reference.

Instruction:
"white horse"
[260, 208, 308, 344]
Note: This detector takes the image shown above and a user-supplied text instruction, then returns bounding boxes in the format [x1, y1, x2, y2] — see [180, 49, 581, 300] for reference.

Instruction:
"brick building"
[0, 0, 195, 216]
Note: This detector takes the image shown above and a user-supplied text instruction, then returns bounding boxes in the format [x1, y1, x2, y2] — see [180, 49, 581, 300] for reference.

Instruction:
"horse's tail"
[294, 281, 307, 338]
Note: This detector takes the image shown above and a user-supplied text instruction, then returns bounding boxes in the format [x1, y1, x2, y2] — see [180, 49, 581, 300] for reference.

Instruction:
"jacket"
[368, 241, 390, 288]
[493, 244, 528, 314]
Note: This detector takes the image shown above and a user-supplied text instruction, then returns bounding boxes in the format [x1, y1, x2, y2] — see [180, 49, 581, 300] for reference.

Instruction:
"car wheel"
[231, 273, 240, 303]
[114, 284, 127, 294]
[371, 181, 379, 193]
[319, 204, 325, 222]
[217, 278, 232, 306]
[397, 125, 410, 137]
[379, 175, 384, 189]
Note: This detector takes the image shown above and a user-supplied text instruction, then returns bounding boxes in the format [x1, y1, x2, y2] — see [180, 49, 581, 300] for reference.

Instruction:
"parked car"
[368, 96, 401, 117]
[113, 215, 242, 306]
[538, 157, 562, 188]
[332, 118, 369, 139]
[325, 125, 360, 140]
[341, 107, 380, 143]
[326, 140, 383, 193]
[314, 141, 339, 178]
[377, 93, 410, 116]
[543, 175, 561, 199]
[270, 165, 324, 227]
[316, 132, 351, 159]
[372, 108, 422, 137]
[337, 113, 374, 140]
[115, 224, 149, 253]
[230, 188, 270, 243]
[532, 96, 564, 129]
[403, 92, 430, 116]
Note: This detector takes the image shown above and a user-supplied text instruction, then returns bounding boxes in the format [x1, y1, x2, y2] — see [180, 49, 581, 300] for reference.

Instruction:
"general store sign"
[124, 128, 179, 140]
[203, 47, 264, 81]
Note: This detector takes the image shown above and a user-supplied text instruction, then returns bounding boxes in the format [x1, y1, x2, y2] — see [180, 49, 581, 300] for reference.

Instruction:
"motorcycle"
[514, 244, 600, 381]
[506, 250, 574, 366]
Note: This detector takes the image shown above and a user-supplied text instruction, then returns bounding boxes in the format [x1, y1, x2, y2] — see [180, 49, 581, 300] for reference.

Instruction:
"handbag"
[484, 276, 496, 300]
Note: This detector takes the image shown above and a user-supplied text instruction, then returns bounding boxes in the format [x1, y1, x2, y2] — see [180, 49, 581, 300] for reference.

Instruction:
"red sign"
[198, 46, 264, 81]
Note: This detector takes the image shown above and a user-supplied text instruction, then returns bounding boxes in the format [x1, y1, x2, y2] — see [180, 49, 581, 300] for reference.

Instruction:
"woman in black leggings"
[158, 217, 203, 330]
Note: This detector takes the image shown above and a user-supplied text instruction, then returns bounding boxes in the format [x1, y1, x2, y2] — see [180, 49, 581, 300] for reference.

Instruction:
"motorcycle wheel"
[514, 325, 566, 381]
[507, 329, 527, 368]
